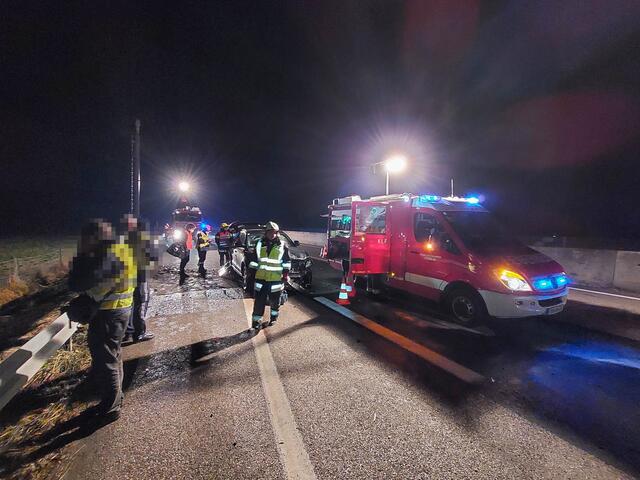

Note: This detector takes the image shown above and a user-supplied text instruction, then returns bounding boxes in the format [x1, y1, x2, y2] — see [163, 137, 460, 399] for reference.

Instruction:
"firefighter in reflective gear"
[83, 225, 137, 422]
[249, 221, 291, 329]
[196, 224, 212, 276]
[215, 222, 232, 266]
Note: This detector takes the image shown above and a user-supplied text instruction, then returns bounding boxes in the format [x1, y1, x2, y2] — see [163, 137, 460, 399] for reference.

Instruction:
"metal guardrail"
[0, 313, 77, 411]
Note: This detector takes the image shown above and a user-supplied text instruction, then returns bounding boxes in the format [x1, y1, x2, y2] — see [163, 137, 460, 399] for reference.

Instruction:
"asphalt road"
[60, 249, 640, 479]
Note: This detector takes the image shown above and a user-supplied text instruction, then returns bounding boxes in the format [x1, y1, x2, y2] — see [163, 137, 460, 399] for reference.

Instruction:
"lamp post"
[372, 154, 408, 195]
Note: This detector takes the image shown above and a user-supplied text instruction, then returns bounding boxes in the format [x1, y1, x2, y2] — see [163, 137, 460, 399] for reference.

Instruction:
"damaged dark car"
[230, 227, 313, 293]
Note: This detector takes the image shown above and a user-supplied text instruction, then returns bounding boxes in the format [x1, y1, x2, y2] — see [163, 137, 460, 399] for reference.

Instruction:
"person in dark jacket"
[214, 223, 232, 266]
[121, 215, 157, 344]
[179, 224, 196, 285]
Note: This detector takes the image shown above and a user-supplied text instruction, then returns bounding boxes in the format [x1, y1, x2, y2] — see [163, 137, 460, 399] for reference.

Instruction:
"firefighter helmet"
[265, 221, 280, 232]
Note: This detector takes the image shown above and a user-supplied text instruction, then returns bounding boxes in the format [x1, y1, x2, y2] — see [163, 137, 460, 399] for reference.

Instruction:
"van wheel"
[445, 286, 486, 326]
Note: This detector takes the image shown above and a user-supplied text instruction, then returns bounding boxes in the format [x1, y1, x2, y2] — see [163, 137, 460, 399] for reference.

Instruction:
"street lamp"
[373, 154, 407, 195]
[178, 181, 190, 192]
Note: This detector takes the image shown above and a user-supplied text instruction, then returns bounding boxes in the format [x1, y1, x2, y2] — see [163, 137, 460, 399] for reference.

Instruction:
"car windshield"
[245, 230, 295, 248]
[441, 211, 523, 251]
[174, 212, 202, 222]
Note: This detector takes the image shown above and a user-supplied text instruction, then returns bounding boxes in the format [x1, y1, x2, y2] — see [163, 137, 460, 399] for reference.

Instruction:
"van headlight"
[497, 269, 532, 292]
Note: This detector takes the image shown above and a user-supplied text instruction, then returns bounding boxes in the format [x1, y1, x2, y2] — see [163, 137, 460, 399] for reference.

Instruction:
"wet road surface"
[61, 250, 640, 479]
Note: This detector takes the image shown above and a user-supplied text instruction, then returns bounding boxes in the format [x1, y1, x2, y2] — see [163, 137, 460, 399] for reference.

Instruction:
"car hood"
[288, 247, 310, 260]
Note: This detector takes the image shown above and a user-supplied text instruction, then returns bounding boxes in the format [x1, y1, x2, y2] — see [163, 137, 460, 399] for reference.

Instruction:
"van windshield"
[174, 212, 202, 222]
[442, 211, 523, 251]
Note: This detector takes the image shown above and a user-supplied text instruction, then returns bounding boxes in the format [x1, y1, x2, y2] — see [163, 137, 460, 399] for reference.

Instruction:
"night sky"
[2, 1, 640, 239]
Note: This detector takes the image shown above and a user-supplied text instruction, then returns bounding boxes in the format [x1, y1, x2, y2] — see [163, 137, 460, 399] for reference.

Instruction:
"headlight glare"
[497, 269, 532, 292]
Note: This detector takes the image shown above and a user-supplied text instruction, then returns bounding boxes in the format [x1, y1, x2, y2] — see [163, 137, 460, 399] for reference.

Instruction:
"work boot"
[135, 332, 155, 343]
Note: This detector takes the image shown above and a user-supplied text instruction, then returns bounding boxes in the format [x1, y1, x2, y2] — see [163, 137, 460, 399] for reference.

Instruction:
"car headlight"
[497, 269, 532, 292]
[173, 230, 183, 240]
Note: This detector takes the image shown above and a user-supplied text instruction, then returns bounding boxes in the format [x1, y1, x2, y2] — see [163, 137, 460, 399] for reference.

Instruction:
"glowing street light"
[384, 154, 407, 174]
[372, 153, 408, 195]
[178, 181, 190, 192]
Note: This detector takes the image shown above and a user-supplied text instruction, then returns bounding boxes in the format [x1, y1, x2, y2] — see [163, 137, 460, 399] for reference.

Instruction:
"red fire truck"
[323, 193, 569, 325]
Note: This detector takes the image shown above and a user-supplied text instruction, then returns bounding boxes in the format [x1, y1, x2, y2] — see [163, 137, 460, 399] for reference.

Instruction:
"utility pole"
[133, 119, 141, 217]
[130, 134, 135, 214]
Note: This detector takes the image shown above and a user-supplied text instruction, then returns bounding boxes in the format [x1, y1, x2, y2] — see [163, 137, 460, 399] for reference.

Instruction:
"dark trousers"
[197, 249, 207, 272]
[218, 250, 230, 266]
[88, 308, 131, 414]
[252, 281, 282, 321]
[126, 282, 150, 338]
[179, 252, 190, 276]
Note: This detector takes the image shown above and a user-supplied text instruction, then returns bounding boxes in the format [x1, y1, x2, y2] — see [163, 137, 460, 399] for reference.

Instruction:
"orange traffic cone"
[346, 275, 356, 298]
[337, 280, 350, 305]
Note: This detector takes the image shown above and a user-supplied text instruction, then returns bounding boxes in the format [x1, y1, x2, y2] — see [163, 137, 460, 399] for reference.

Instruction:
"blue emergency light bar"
[412, 194, 483, 208]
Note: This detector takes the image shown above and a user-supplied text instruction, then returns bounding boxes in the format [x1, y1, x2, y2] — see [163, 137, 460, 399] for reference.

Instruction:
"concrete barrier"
[288, 230, 640, 294]
[614, 251, 640, 292]
[534, 247, 618, 289]
[286, 231, 326, 248]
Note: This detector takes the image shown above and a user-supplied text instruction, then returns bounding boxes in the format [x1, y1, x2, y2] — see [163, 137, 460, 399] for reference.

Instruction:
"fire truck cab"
[323, 193, 569, 325]
[164, 196, 204, 245]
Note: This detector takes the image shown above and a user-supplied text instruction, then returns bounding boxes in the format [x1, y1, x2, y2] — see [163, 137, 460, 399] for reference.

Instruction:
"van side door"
[350, 202, 391, 275]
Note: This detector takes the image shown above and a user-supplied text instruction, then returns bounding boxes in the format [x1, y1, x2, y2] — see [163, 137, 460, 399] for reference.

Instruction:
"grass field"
[0, 237, 77, 262]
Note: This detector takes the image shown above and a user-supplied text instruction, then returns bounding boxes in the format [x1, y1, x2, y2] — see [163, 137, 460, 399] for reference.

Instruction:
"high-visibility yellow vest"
[88, 241, 137, 310]
[199, 231, 210, 248]
[254, 240, 286, 283]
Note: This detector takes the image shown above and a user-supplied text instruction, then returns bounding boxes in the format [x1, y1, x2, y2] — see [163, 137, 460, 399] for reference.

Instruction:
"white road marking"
[569, 287, 640, 301]
[243, 299, 317, 480]
[315, 297, 485, 384]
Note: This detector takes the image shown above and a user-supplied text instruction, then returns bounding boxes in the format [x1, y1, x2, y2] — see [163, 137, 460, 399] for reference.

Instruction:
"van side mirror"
[293, 240, 300, 247]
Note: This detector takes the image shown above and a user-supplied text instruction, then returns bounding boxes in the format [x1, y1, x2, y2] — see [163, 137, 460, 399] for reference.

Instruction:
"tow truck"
[322, 193, 569, 325]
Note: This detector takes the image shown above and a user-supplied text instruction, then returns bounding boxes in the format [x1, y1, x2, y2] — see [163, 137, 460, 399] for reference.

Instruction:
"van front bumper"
[479, 289, 568, 318]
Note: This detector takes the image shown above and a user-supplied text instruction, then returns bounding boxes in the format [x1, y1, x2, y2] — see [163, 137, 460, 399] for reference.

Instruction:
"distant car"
[230, 228, 312, 293]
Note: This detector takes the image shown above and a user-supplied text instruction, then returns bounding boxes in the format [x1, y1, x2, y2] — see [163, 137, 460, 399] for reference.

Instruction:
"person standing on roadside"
[214, 223, 232, 266]
[121, 215, 157, 344]
[196, 224, 212, 277]
[248, 221, 290, 330]
[69, 219, 136, 423]
[179, 224, 196, 285]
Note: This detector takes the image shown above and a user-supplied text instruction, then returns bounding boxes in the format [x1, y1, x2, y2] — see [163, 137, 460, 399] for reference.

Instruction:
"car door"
[232, 230, 247, 274]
